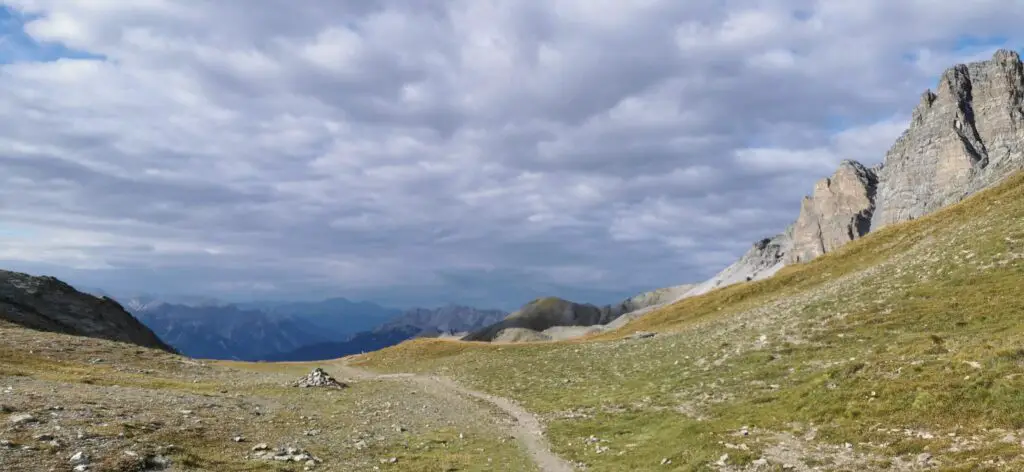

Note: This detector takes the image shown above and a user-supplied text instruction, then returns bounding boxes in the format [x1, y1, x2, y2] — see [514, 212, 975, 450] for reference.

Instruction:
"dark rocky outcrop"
[462, 285, 695, 342]
[462, 297, 605, 342]
[0, 269, 174, 352]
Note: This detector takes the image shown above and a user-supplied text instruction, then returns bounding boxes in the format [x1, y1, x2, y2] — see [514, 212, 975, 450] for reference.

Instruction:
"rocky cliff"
[688, 49, 1024, 295]
[787, 160, 879, 264]
[872, 49, 1024, 229]
[462, 50, 1024, 343]
[0, 269, 174, 352]
[683, 228, 793, 298]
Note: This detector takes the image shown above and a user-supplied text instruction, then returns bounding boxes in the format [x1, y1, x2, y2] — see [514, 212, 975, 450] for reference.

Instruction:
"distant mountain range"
[118, 294, 505, 361]
[132, 303, 330, 361]
[266, 304, 507, 361]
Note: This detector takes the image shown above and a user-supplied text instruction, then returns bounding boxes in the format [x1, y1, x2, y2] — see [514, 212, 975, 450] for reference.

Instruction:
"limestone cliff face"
[684, 49, 1023, 297]
[469, 50, 1024, 341]
[872, 49, 1024, 229]
[0, 269, 175, 352]
[787, 160, 878, 264]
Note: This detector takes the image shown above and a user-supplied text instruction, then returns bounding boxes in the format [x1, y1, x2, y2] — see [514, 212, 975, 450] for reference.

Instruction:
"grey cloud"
[0, 0, 1021, 307]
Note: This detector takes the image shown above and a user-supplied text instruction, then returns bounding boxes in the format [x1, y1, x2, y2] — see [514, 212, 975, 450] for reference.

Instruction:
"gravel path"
[339, 363, 576, 472]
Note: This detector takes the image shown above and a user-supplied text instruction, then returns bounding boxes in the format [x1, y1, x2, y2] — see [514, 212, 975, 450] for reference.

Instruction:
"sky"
[0, 1, 1021, 311]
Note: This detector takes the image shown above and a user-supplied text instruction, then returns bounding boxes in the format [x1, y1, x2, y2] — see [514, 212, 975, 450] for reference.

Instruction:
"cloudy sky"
[0, 1, 1020, 310]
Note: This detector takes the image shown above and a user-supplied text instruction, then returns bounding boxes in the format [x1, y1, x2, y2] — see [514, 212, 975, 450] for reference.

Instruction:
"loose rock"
[293, 368, 348, 389]
[8, 413, 37, 425]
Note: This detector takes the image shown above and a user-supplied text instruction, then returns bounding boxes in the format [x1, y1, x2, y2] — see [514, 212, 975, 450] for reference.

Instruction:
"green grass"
[354, 171, 1024, 470]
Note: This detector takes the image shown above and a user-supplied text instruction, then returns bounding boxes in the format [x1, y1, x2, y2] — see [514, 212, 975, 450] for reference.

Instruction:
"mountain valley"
[1, 45, 1023, 472]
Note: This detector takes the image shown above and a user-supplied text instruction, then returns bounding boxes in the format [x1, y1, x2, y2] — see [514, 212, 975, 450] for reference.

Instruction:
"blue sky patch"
[0, 224, 36, 238]
[0, 6, 104, 64]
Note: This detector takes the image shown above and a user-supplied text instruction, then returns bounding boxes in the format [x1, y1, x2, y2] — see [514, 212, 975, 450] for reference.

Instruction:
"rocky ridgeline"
[689, 49, 1024, 295]
[467, 50, 1024, 343]
[463, 284, 694, 342]
[0, 269, 174, 352]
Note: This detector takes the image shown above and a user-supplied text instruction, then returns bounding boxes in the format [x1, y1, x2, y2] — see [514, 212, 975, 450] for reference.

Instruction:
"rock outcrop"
[465, 50, 1024, 342]
[872, 49, 1024, 229]
[463, 284, 698, 342]
[683, 228, 793, 298]
[492, 327, 553, 343]
[0, 269, 174, 352]
[686, 49, 1024, 296]
[601, 284, 695, 320]
[787, 160, 879, 263]
[462, 297, 605, 342]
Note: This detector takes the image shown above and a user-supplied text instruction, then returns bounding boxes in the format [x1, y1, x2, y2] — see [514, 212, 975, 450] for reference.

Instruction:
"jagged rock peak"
[787, 159, 878, 264]
[872, 48, 1024, 229]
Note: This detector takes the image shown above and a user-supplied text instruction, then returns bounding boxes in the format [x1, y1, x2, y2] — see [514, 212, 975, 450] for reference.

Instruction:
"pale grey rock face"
[492, 327, 553, 343]
[872, 49, 1024, 229]
[600, 283, 696, 320]
[683, 227, 793, 298]
[787, 160, 878, 264]
[0, 269, 174, 352]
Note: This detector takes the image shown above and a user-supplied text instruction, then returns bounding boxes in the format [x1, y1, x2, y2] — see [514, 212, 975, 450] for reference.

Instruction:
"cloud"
[0, 0, 1021, 309]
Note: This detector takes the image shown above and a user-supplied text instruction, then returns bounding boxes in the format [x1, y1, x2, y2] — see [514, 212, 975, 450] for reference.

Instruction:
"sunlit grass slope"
[354, 171, 1024, 471]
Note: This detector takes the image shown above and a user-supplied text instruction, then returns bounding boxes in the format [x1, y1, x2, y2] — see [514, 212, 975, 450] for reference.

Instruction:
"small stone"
[232, 436, 245, 443]
[0, 439, 12, 448]
[660, 458, 672, 465]
[918, 452, 933, 465]
[73, 466, 89, 472]
[69, 451, 90, 465]
[9, 413, 37, 425]
[34, 433, 55, 441]
[252, 443, 270, 451]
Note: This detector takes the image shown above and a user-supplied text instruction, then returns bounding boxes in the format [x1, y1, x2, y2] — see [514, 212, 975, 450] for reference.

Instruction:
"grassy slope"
[0, 324, 536, 471]
[354, 171, 1024, 471]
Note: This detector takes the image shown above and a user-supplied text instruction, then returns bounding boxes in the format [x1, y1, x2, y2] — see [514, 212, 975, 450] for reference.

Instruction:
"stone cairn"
[293, 368, 348, 389]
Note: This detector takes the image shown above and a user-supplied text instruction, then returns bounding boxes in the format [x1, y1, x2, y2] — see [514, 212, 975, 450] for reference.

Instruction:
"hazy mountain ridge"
[132, 303, 328, 361]
[270, 305, 507, 361]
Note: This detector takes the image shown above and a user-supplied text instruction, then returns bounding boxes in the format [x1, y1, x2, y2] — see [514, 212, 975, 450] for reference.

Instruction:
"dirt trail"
[336, 363, 576, 472]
